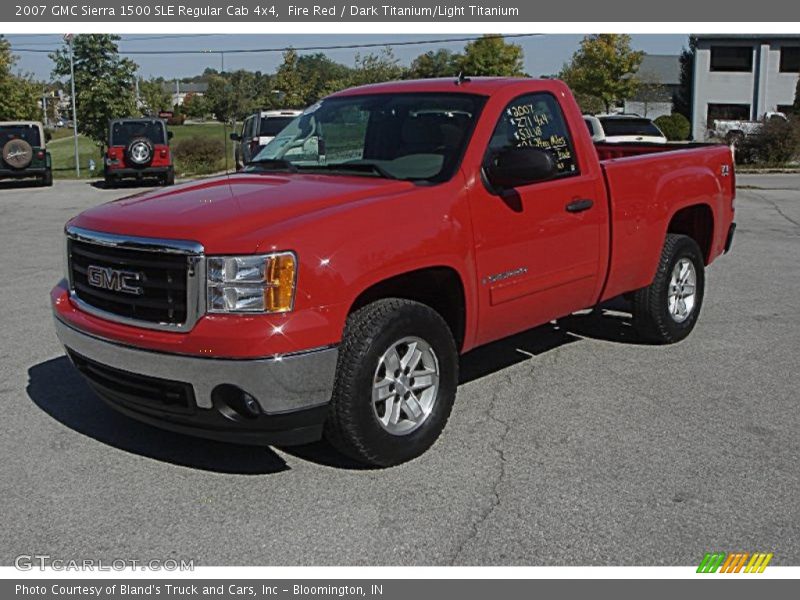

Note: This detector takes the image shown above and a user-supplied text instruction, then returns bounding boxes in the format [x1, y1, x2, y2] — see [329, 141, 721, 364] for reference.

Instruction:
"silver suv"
[231, 109, 302, 170]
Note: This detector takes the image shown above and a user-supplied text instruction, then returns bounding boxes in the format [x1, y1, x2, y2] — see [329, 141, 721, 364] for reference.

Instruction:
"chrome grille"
[66, 226, 204, 331]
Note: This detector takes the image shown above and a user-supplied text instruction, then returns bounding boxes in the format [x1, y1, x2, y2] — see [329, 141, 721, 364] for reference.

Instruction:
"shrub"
[172, 136, 225, 175]
[654, 113, 690, 141]
[736, 117, 800, 165]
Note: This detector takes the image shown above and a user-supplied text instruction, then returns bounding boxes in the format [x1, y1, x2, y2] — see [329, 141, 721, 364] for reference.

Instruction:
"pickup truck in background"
[711, 111, 788, 144]
[52, 77, 736, 467]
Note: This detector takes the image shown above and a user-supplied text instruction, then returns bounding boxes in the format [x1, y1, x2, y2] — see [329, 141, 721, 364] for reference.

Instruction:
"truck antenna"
[455, 72, 471, 86]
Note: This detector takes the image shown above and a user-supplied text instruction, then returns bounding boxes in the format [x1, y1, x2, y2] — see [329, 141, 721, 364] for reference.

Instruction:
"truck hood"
[71, 172, 415, 253]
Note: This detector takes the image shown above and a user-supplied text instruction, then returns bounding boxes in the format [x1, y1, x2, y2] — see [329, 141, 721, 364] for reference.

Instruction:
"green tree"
[138, 78, 171, 115]
[674, 36, 698, 120]
[343, 48, 404, 88]
[272, 49, 312, 108]
[204, 70, 260, 123]
[794, 76, 800, 116]
[457, 35, 525, 77]
[0, 36, 42, 121]
[295, 53, 352, 105]
[182, 92, 209, 119]
[51, 35, 138, 145]
[407, 49, 461, 79]
[560, 34, 644, 113]
[571, 91, 605, 115]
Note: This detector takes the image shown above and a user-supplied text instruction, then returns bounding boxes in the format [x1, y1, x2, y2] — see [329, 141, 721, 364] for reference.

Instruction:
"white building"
[161, 81, 208, 107]
[691, 35, 800, 140]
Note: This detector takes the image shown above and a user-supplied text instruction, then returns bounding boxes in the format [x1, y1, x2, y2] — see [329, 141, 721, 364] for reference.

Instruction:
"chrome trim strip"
[65, 225, 203, 255]
[65, 225, 205, 332]
[55, 317, 337, 412]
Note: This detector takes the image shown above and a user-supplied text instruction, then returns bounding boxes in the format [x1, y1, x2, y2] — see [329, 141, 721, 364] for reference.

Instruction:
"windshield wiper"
[295, 162, 398, 180]
[245, 158, 297, 172]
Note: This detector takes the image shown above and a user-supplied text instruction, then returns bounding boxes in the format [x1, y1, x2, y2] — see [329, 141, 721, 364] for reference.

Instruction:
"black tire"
[104, 174, 115, 189]
[324, 298, 459, 467]
[632, 233, 705, 344]
[164, 167, 175, 186]
[41, 169, 53, 187]
[725, 131, 744, 147]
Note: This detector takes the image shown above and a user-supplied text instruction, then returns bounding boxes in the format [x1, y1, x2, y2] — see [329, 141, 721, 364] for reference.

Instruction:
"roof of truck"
[329, 77, 557, 97]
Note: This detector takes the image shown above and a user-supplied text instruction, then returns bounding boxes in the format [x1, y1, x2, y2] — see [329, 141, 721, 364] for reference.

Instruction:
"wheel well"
[668, 204, 714, 263]
[349, 267, 467, 350]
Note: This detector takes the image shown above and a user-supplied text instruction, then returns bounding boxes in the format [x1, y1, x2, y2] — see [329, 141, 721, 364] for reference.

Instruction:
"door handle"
[565, 198, 594, 213]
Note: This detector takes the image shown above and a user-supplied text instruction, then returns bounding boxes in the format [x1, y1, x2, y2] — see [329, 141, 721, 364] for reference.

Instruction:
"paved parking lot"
[1, 175, 798, 566]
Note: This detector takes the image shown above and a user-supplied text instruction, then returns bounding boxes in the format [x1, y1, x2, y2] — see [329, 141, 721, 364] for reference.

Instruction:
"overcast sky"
[4, 33, 689, 81]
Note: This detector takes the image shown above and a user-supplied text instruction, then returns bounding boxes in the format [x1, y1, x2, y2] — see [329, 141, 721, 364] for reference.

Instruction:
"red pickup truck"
[51, 77, 736, 467]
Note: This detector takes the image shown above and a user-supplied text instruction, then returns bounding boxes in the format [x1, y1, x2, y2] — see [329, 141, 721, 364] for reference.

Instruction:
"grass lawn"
[48, 121, 232, 179]
[48, 134, 102, 179]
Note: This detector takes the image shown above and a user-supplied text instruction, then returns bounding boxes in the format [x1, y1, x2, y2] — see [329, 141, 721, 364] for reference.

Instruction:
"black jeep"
[0, 121, 53, 186]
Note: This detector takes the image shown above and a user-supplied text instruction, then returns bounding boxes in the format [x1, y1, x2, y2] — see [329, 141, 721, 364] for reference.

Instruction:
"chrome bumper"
[53, 317, 338, 414]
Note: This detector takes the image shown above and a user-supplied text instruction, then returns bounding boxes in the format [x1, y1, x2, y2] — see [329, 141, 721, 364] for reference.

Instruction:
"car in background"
[231, 109, 303, 170]
[0, 121, 52, 186]
[584, 114, 667, 144]
[104, 118, 174, 187]
[711, 111, 788, 145]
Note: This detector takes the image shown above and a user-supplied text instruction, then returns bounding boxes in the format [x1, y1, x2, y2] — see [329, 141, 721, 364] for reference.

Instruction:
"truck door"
[468, 91, 609, 345]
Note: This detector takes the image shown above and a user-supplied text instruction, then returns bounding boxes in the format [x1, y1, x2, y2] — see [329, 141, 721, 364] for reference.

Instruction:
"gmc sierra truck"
[51, 77, 736, 467]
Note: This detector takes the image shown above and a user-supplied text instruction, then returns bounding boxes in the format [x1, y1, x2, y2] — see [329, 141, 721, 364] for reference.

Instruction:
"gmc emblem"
[86, 265, 144, 296]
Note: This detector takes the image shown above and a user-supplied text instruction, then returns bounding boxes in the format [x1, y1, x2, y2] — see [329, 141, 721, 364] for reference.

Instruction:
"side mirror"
[167, 131, 174, 140]
[229, 132, 241, 142]
[485, 146, 557, 190]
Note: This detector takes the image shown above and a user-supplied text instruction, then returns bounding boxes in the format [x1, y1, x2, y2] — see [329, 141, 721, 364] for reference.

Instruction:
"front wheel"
[632, 233, 705, 344]
[324, 299, 459, 467]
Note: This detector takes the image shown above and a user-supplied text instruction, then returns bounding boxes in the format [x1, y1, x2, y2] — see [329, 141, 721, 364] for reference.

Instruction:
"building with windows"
[691, 35, 800, 140]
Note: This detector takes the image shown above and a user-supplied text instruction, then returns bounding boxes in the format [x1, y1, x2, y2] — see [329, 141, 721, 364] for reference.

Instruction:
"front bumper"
[54, 317, 338, 445]
[106, 166, 171, 178]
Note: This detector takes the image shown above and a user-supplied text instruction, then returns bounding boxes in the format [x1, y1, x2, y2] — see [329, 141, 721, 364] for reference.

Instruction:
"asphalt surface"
[0, 174, 798, 566]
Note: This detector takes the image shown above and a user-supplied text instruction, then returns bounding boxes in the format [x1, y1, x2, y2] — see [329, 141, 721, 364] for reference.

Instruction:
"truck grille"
[68, 237, 191, 326]
[69, 350, 196, 415]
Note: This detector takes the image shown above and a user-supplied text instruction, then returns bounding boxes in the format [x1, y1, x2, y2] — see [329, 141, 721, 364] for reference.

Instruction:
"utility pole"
[65, 34, 80, 177]
[42, 90, 48, 128]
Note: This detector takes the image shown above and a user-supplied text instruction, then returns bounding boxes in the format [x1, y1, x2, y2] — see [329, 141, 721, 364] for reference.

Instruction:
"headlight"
[207, 252, 296, 313]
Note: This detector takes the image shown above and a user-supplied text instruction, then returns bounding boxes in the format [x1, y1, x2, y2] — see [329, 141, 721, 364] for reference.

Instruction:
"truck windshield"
[250, 93, 486, 182]
[599, 118, 663, 137]
[259, 116, 295, 137]
[110, 121, 166, 146]
[0, 125, 41, 146]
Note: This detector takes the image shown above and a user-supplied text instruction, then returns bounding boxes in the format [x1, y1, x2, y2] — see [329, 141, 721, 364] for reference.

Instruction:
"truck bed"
[594, 141, 724, 161]
[595, 142, 736, 303]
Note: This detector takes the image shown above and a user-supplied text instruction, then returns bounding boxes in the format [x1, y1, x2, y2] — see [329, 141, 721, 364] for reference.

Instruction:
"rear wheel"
[632, 233, 705, 344]
[324, 299, 458, 467]
[40, 168, 53, 187]
[164, 167, 175, 186]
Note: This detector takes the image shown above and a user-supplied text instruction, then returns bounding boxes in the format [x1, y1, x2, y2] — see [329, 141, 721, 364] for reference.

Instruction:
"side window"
[487, 93, 579, 177]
